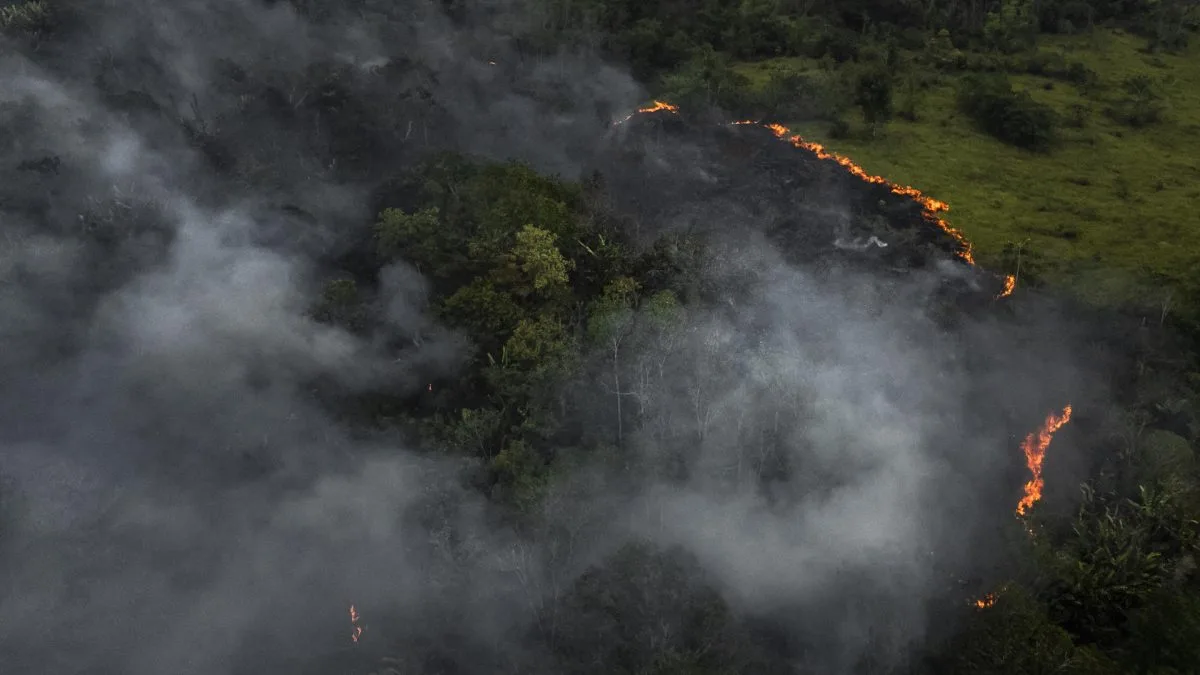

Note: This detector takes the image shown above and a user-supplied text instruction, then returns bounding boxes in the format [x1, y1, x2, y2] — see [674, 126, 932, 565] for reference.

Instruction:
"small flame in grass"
[349, 604, 364, 644]
[1016, 405, 1073, 517]
[612, 100, 679, 126]
[996, 274, 1017, 299]
[973, 593, 997, 609]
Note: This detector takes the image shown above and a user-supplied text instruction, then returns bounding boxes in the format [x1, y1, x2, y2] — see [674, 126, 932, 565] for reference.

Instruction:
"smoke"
[0, 2, 1102, 674]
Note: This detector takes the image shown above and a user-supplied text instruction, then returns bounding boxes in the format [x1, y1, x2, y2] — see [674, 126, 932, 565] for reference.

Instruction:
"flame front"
[349, 604, 363, 643]
[1016, 405, 1073, 516]
[647, 111, 991, 269]
[612, 100, 679, 126]
[755, 123, 973, 264]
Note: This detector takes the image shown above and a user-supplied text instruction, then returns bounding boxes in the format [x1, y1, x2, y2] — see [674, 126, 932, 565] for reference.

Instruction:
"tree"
[659, 45, 752, 112]
[934, 586, 1120, 675]
[439, 406, 505, 458]
[440, 279, 524, 347]
[505, 225, 575, 298]
[486, 313, 578, 418]
[588, 277, 641, 447]
[545, 542, 766, 675]
[0, 1, 55, 36]
[1042, 484, 1197, 646]
[490, 439, 549, 509]
[854, 64, 894, 137]
[984, 0, 1038, 53]
[376, 207, 467, 276]
[1106, 74, 1167, 128]
[957, 74, 1059, 151]
[310, 278, 368, 332]
[1123, 586, 1200, 673]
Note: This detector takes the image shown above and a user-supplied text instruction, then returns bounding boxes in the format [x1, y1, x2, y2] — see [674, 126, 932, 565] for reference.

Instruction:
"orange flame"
[628, 107, 1024, 292]
[753, 122, 972, 264]
[996, 274, 1017, 299]
[612, 100, 679, 126]
[349, 604, 364, 643]
[1015, 405, 1073, 516]
[973, 593, 997, 609]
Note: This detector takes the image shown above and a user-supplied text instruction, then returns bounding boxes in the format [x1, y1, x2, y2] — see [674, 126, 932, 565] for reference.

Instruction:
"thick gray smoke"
[0, 2, 1098, 674]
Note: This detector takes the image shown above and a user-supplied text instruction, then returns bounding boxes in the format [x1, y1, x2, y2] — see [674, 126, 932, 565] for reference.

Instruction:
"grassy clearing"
[770, 30, 1200, 311]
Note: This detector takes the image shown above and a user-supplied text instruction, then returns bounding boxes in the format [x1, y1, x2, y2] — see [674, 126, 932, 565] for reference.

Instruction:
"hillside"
[761, 29, 1200, 315]
[2, 2, 1200, 675]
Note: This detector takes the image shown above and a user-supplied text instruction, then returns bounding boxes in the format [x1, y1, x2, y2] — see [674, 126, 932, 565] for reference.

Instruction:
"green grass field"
[742, 31, 1200, 311]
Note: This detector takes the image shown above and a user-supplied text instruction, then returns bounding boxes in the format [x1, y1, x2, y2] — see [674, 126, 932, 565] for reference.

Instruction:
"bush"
[957, 74, 1059, 151]
[813, 25, 860, 62]
[854, 64, 894, 136]
[1106, 74, 1167, 127]
[1064, 103, 1090, 128]
[897, 73, 925, 121]
[659, 47, 754, 115]
[756, 69, 835, 121]
[827, 118, 851, 139]
[0, 1, 55, 35]
[1023, 50, 1069, 76]
[1065, 61, 1099, 86]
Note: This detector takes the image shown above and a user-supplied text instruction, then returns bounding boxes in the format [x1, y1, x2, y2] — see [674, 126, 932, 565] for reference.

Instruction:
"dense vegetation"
[319, 148, 1200, 674]
[2, 1, 1199, 674]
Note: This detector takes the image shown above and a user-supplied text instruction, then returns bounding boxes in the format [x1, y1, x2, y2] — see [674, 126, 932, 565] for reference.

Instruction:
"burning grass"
[761, 30, 1200, 313]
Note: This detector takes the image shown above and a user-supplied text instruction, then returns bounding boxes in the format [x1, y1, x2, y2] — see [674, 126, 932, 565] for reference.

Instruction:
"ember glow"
[1016, 405, 1074, 516]
[349, 604, 363, 643]
[973, 593, 997, 609]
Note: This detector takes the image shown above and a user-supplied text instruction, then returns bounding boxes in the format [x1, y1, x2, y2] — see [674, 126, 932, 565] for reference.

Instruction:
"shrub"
[1023, 50, 1068, 76]
[1064, 103, 1090, 128]
[0, 1, 55, 35]
[1106, 74, 1167, 127]
[827, 118, 851, 139]
[957, 74, 1059, 151]
[1065, 61, 1099, 86]
[813, 25, 860, 62]
[756, 68, 848, 122]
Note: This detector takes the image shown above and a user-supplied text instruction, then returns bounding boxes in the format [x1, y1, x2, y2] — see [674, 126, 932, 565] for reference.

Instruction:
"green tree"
[466, 162, 579, 242]
[310, 278, 367, 332]
[0, 1, 55, 36]
[854, 64, 895, 137]
[439, 406, 506, 458]
[376, 207, 467, 276]
[957, 74, 1058, 151]
[984, 0, 1039, 53]
[659, 45, 752, 112]
[936, 586, 1119, 675]
[504, 224, 575, 298]
[1123, 586, 1200, 673]
[1043, 484, 1197, 646]
[487, 313, 578, 415]
[440, 279, 524, 346]
[546, 542, 765, 675]
[490, 439, 549, 509]
[1106, 74, 1167, 128]
[588, 277, 641, 447]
